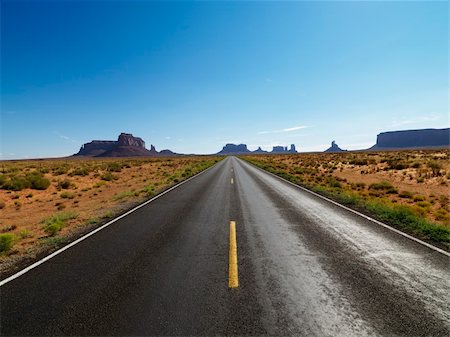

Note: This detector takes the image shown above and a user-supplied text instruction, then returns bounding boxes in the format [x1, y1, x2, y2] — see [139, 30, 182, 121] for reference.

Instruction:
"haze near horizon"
[1, 0, 448, 159]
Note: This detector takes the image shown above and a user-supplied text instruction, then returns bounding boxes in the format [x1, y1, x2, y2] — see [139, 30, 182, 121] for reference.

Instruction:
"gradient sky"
[1, 0, 448, 159]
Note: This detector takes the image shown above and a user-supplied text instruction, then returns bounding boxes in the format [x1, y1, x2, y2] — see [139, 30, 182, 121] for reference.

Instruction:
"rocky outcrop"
[74, 133, 177, 157]
[324, 141, 346, 153]
[217, 144, 251, 155]
[76, 141, 117, 157]
[253, 147, 268, 154]
[217, 143, 297, 155]
[370, 128, 450, 150]
[117, 133, 145, 148]
[272, 146, 287, 153]
[272, 144, 297, 153]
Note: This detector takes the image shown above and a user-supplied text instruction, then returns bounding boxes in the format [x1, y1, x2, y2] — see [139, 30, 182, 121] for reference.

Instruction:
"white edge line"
[238, 157, 450, 257]
[0, 162, 219, 287]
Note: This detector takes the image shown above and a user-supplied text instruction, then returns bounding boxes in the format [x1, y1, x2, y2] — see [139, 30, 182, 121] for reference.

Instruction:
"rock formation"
[76, 140, 117, 157]
[324, 141, 346, 153]
[271, 144, 297, 153]
[117, 133, 145, 148]
[370, 128, 450, 150]
[74, 133, 177, 157]
[217, 144, 251, 155]
[217, 143, 297, 155]
[253, 147, 268, 154]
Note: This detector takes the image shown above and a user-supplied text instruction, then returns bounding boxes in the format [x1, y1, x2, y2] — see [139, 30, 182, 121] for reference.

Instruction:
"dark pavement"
[1, 156, 449, 336]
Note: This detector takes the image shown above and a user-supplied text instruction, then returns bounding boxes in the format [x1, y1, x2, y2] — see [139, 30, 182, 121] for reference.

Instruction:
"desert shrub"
[435, 209, 450, 222]
[369, 181, 397, 194]
[0, 233, 15, 253]
[19, 229, 31, 239]
[328, 178, 342, 188]
[349, 159, 368, 166]
[141, 185, 155, 197]
[102, 211, 114, 219]
[388, 162, 408, 170]
[366, 201, 450, 243]
[417, 201, 431, 208]
[52, 166, 69, 176]
[57, 179, 72, 189]
[106, 162, 122, 172]
[336, 191, 361, 205]
[427, 161, 442, 177]
[42, 211, 78, 236]
[26, 172, 51, 190]
[40, 236, 68, 248]
[2, 176, 31, 191]
[182, 168, 193, 177]
[69, 167, 89, 176]
[413, 195, 426, 202]
[60, 192, 75, 199]
[399, 191, 413, 199]
[101, 172, 117, 181]
[112, 190, 135, 201]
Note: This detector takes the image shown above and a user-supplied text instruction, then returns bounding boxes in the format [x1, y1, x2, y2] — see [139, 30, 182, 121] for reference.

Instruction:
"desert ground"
[242, 149, 450, 246]
[0, 156, 220, 274]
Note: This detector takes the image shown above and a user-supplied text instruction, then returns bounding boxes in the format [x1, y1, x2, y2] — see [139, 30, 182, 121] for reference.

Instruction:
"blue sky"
[1, 0, 448, 158]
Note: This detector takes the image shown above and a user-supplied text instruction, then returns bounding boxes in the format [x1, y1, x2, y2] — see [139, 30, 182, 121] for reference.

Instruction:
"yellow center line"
[229, 221, 239, 288]
[231, 177, 234, 184]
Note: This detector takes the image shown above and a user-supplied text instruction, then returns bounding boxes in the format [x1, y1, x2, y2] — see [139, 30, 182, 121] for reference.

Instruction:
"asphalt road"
[1, 156, 449, 336]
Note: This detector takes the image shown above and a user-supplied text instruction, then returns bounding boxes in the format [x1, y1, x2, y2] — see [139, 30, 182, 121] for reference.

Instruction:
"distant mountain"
[217, 143, 297, 155]
[324, 141, 346, 153]
[369, 128, 450, 150]
[74, 133, 177, 157]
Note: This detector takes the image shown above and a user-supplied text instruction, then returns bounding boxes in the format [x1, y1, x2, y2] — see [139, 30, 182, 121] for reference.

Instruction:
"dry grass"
[0, 156, 221, 272]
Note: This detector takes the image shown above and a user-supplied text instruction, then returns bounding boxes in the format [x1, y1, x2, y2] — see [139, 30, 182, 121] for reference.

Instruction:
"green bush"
[106, 163, 122, 172]
[69, 167, 89, 176]
[2, 176, 31, 191]
[101, 172, 117, 181]
[399, 191, 413, 199]
[57, 179, 72, 189]
[1, 172, 50, 191]
[26, 172, 50, 190]
[112, 190, 134, 201]
[0, 233, 15, 253]
[52, 166, 69, 176]
[60, 192, 75, 199]
[19, 229, 31, 239]
[369, 181, 397, 194]
[42, 211, 78, 236]
[366, 201, 450, 243]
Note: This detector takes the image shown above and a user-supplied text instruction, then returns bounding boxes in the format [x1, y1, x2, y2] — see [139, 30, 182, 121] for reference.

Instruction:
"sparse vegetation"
[42, 211, 78, 236]
[0, 233, 15, 254]
[242, 149, 450, 246]
[0, 156, 221, 270]
[60, 192, 76, 199]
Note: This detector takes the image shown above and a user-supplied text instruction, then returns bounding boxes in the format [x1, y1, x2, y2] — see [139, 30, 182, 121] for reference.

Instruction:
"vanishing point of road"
[1, 157, 449, 336]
